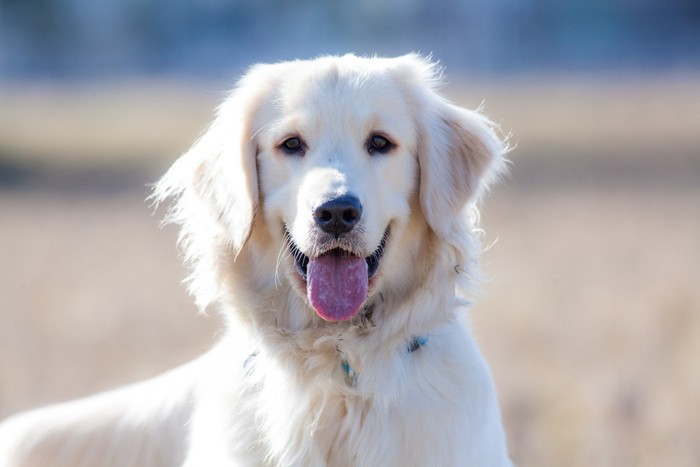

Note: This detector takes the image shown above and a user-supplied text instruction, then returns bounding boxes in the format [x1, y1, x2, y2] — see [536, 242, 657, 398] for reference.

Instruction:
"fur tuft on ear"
[417, 95, 507, 242]
[155, 90, 259, 253]
[152, 82, 262, 309]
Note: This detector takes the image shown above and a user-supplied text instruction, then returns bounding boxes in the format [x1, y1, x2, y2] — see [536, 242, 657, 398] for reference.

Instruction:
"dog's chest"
[243, 340, 464, 467]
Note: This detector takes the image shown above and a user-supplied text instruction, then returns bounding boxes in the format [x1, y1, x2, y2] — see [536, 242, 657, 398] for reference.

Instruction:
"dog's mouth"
[289, 234, 388, 281]
[286, 229, 388, 322]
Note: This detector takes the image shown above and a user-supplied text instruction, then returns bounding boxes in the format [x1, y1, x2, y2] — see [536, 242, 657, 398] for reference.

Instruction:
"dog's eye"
[367, 134, 393, 154]
[280, 137, 305, 155]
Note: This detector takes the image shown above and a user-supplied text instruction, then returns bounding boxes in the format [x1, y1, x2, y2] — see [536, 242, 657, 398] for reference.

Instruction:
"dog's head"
[155, 54, 505, 324]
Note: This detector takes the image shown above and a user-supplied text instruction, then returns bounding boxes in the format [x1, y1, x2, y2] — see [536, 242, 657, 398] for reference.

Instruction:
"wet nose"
[314, 195, 362, 235]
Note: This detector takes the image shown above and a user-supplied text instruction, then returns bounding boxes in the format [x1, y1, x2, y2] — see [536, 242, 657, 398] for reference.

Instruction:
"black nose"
[314, 195, 362, 235]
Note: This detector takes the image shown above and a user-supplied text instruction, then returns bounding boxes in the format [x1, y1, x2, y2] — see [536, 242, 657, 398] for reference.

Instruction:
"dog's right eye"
[280, 137, 305, 155]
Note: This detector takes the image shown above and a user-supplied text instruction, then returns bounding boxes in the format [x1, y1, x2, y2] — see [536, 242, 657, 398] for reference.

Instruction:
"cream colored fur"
[0, 54, 512, 466]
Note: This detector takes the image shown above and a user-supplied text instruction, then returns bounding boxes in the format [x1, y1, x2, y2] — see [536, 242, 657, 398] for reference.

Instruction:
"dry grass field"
[1, 75, 699, 466]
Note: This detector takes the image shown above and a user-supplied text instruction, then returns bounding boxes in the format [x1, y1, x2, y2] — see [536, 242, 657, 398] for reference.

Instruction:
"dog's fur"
[0, 54, 512, 466]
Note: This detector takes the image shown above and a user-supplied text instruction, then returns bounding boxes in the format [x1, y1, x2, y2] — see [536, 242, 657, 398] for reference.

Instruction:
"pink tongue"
[307, 253, 368, 321]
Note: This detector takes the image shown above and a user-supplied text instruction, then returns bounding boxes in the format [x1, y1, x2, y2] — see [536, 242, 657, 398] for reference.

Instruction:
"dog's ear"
[417, 97, 506, 241]
[154, 85, 260, 257]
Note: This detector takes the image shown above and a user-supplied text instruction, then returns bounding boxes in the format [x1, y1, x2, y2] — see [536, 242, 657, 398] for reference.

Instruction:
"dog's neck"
[242, 334, 429, 388]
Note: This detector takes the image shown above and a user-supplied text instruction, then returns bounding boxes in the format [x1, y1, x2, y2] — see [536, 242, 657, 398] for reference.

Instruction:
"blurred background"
[1, 1, 699, 465]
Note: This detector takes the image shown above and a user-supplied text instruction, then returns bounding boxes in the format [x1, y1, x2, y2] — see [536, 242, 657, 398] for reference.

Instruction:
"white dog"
[0, 54, 512, 466]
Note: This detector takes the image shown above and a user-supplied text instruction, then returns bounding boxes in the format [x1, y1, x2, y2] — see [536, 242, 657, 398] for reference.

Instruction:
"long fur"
[0, 54, 512, 467]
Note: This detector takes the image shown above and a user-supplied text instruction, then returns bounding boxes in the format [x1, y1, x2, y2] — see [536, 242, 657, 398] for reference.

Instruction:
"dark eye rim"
[279, 136, 306, 155]
[367, 133, 395, 155]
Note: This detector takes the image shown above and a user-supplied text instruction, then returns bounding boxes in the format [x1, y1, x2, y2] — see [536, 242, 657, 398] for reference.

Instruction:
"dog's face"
[253, 61, 420, 321]
[157, 54, 505, 324]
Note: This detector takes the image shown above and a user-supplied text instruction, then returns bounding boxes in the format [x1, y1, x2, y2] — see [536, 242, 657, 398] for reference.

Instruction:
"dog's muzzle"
[286, 195, 388, 321]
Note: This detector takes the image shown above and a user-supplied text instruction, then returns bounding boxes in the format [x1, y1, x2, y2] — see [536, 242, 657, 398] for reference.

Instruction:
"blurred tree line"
[0, 0, 698, 79]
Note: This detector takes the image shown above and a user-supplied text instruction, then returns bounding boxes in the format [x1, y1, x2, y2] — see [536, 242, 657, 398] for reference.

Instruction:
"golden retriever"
[0, 54, 512, 466]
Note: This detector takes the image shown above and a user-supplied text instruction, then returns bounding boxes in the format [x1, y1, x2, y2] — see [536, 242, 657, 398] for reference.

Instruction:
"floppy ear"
[418, 98, 506, 240]
[155, 86, 259, 257]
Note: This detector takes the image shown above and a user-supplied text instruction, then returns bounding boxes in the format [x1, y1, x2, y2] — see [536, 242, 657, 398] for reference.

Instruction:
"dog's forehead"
[287, 62, 403, 106]
[255, 59, 417, 140]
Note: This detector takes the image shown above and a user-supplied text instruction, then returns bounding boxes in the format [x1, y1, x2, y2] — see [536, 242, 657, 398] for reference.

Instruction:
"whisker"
[274, 232, 293, 289]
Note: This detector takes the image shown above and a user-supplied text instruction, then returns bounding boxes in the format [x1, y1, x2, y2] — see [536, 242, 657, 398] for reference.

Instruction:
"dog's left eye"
[367, 135, 394, 154]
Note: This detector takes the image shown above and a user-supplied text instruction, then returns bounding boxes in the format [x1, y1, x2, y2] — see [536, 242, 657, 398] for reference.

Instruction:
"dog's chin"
[285, 228, 389, 322]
